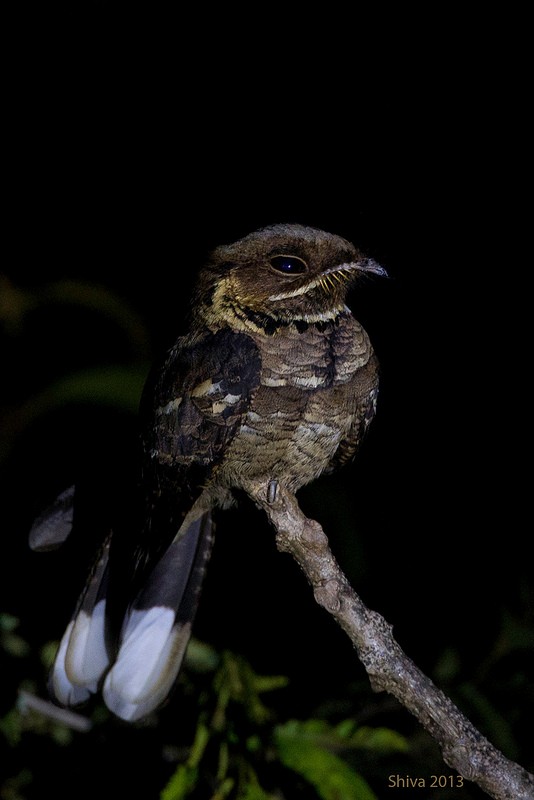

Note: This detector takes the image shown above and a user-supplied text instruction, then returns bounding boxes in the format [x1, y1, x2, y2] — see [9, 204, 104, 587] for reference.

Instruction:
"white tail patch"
[103, 607, 191, 721]
[64, 601, 110, 685]
[50, 621, 94, 707]
[50, 600, 110, 707]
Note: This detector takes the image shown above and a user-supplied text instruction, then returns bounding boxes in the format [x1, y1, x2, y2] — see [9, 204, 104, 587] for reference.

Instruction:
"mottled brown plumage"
[147, 223, 383, 499]
[46, 223, 385, 721]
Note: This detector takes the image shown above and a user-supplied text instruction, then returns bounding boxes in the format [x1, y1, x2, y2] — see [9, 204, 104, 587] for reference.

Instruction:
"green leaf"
[210, 777, 235, 799]
[492, 609, 534, 659]
[40, 280, 151, 358]
[0, 709, 23, 747]
[433, 646, 462, 683]
[160, 764, 198, 800]
[274, 718, 407, 756]
[0, 613, 20, 632]
[25, 365, 148, 412]
[0, 365, 148, 464]
[347, 725, 409, 753]
[238, 782, 277, 800]
[1, 614, 30, 657]
[275, 720, 378, 800]
[160, 722, 210, 800]
[1, 632, 30, 658]
[235, 762, 278, 800]
[0, 276, 151, 357]
[184, 638, 221, 673]
[40, 640, 60, 669]
[212, 653, 288, 729]
[0, 767, 33, 800]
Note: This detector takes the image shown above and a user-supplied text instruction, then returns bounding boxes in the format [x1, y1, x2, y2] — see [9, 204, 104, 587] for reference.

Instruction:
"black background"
[1, 5, 531, 799]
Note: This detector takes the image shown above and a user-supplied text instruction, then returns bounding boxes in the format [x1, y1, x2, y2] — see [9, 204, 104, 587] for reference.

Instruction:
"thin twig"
[18, 690, 93, 732]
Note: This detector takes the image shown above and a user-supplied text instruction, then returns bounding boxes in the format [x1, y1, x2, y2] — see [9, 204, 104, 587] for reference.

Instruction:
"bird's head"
[195, 223, 386, 331]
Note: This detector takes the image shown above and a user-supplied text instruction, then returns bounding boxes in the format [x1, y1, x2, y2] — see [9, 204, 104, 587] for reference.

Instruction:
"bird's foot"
[267, 480, 279, 504]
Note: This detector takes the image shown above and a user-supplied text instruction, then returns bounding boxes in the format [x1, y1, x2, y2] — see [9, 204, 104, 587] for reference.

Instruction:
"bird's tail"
[49, 532, 112, 707]
[103, 505, 213, 721]
[46, 497, 213, 722]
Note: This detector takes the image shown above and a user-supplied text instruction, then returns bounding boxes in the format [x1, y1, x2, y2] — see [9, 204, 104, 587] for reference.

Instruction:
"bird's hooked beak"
[312, 258, 388, 295]
[351, 258, 388, 278]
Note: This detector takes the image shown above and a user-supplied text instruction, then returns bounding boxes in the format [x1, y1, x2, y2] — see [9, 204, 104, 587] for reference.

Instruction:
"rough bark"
[243, 479, 534, 800]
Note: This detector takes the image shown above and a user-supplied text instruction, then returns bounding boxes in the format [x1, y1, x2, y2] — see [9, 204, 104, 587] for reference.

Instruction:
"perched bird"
[30, 223, 385, 722]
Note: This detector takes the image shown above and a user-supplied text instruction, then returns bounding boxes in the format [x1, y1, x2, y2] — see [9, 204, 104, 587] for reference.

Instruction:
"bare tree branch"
[242, 479, 534, 800]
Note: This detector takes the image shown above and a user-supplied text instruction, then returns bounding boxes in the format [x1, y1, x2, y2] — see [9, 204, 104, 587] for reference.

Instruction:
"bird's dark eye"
[270, 255, 308, 275]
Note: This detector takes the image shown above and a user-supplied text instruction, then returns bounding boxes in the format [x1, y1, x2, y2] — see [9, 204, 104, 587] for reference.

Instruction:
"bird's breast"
[218, 314, 376, 491]
[255, 313, 370, 390]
